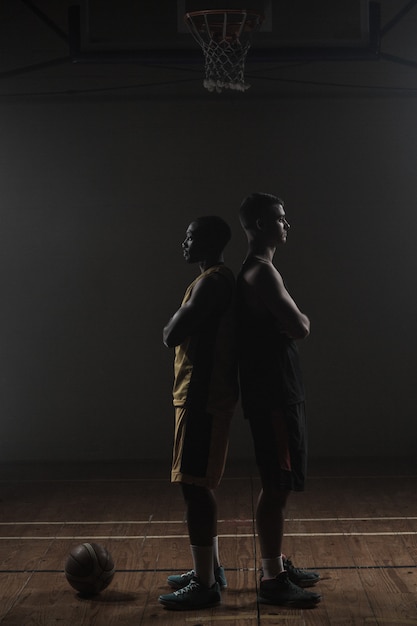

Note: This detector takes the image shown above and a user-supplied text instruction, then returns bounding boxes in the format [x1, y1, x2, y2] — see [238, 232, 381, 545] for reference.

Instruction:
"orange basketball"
[64, 543, 115, 596]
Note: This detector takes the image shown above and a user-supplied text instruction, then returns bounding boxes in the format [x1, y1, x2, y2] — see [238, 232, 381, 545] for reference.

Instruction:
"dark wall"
[1, 94, 416, 461]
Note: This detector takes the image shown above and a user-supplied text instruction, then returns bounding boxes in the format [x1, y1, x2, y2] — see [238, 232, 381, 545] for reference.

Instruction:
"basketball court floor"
[0, 457, 416, 625]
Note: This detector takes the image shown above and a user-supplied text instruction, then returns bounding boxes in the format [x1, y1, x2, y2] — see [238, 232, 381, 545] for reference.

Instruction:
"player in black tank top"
[237, 192, 321, 608]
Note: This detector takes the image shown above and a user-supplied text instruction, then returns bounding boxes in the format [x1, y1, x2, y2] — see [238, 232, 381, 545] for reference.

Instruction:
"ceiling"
[1, 0, 417, 99]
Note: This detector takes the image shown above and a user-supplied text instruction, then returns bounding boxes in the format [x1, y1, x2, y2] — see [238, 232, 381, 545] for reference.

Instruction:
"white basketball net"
[184, 11, 262, 93]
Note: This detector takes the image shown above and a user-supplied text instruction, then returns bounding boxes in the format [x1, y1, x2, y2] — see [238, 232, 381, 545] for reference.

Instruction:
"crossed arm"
[163, 274, 230, 348]
[249, 262, 310, 340]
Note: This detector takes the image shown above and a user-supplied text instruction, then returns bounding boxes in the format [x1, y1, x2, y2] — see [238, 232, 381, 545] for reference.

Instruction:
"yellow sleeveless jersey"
[172, 265, 238, 415]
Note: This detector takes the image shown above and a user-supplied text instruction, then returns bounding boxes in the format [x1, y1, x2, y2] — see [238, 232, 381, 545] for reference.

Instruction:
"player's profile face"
[264, 203, 290, 246]
[181, 222, 209, 263]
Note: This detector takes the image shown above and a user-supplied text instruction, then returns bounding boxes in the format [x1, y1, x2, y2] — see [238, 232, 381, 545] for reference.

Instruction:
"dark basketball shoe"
[159, 577, 221, 610]
[167, 566, 227, 589]
[283, 556, 320, 587]
[259, 571, 321, 608]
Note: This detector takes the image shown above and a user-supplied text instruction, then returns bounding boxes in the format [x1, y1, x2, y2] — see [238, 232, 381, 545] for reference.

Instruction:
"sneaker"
[283, 556, 320, 587]
[159, 578, 221, 610]
[167, 565, 227, 589]
[259, 571, 321, 608]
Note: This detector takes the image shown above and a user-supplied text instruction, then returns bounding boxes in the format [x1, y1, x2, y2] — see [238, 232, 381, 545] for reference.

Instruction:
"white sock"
[191, 544, 215, 587]
[212, 536, 220, 569]
[262, 555, 284, 580]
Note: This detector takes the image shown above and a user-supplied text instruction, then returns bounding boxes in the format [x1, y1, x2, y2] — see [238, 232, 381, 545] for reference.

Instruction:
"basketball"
[64, 543, 115, 596]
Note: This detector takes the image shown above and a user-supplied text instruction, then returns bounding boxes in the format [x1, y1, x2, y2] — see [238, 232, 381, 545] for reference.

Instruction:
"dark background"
[1, 0, 416, 462]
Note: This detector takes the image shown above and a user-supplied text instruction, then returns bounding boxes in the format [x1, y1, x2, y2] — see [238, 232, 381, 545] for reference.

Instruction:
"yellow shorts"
[171, 406, 233, 490]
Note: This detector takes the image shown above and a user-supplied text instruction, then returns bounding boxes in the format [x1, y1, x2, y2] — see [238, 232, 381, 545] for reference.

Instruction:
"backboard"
[73, 0, 379, 61]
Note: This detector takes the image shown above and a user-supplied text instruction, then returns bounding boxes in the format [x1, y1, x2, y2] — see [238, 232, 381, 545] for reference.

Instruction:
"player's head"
[239, 192, 285, 230]
[239, 192, 289, 246]
[182, 215, 231, 263]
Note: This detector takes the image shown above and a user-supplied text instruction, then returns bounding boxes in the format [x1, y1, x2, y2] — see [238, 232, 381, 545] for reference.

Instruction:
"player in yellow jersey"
[159, 216, 238, 611]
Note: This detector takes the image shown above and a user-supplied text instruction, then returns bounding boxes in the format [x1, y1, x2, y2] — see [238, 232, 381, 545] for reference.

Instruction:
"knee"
[261, 486, 290, 508]
[181, 483, 211, 505]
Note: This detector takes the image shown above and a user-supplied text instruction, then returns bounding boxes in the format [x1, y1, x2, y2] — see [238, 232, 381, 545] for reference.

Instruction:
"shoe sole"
[168, 580, 227, 590]
[259, 595, 321, 609]
[159, 598, 221, 610]
[290, 577, 320, 588]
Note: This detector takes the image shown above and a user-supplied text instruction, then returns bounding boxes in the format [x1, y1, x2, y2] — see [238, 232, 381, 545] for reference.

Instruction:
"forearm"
[281, 312, 310, 339]
[296, 313, 310, 338]
[163, 303, 199, 348]
[163, 311, 184, 348]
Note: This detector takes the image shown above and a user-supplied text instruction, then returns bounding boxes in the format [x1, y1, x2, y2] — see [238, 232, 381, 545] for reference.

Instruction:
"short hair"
[239, 192, 284, 229]
[193, 215, 232, 252]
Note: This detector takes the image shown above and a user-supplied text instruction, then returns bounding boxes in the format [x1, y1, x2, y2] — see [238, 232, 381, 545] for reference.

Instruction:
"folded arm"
[163, 274, 230, 348]
[253, 264, 310, 339]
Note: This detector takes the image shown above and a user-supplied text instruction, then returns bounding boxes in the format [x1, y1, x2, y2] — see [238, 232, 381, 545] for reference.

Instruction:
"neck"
[246, 242, 276, 263]
[199, 254, 224, 273]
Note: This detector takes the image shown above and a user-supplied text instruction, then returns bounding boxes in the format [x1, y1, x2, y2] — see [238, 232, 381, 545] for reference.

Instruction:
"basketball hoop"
[184, 9, 263, 93]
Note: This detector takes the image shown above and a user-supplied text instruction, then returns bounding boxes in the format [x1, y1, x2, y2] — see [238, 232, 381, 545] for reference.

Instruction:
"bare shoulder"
[243, 260, 284, 291]
[240, 259, 310, 337]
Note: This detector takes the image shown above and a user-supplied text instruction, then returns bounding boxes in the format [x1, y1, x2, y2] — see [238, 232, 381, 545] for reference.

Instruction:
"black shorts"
[247, 402, 307, 492]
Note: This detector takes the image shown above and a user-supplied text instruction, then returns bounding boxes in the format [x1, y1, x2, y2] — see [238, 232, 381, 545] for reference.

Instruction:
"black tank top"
[237, 264, 305, 414]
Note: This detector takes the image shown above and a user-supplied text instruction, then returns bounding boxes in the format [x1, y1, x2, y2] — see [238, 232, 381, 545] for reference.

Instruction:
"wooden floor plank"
[401, 534, 417, 566]
[1, 459, 417, 625]
[358, 565, 417, 624]
[348, 533, 417, 568]
[0, 573, 33, 623]
[1, 571, 151, 626]
[314, 569, 376, 624]
[0, 539, 56, 571]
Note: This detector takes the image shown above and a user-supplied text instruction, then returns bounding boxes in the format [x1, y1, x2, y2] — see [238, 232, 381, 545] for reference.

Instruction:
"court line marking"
[365, 616, 417, 624]
[2, 531, 417, 540]
[1, 516, 417, 525]
[184, 615, 296, 623]
[1, 564, 416, 574]
[287, 517, 417, 522]
[0, 474, 416, 484]
[182, 617, 417, 624]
